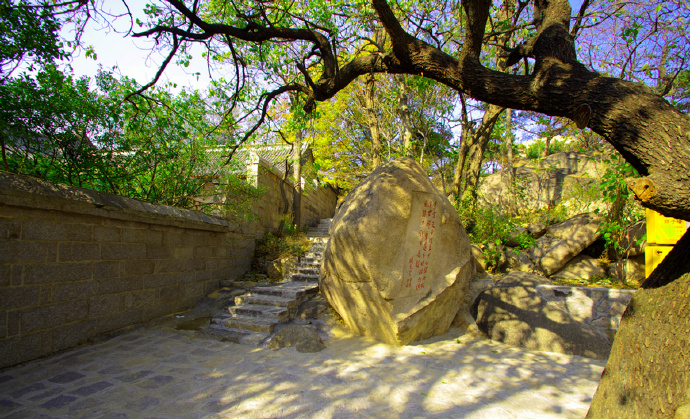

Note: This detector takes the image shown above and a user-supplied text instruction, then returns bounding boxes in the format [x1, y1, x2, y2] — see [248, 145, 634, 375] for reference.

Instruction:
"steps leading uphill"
[203, 218, 331, 345]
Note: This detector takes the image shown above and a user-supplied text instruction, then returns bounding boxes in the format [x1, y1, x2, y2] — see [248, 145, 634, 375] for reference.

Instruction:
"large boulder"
[473, 272, 612, 359]
[320, 158, 475, 345]
[525, 212, 603, 275]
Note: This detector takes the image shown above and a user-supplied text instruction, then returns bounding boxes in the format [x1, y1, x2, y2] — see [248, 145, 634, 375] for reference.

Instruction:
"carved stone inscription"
[401, 191, 439, 297]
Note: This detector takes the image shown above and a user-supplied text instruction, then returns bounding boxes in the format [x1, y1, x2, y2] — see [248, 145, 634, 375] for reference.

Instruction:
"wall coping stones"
[0, 171, 233, 232]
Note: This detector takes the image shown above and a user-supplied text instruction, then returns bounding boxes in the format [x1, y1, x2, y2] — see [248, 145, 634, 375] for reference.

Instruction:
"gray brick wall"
[0, 172, 255, 369]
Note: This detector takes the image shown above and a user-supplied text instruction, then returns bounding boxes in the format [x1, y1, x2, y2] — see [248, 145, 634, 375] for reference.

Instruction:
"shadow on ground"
[0, 308, 604, 419]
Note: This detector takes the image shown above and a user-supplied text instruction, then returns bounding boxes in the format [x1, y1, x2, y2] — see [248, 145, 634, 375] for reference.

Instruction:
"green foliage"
[456, 195, 535, 272]
[522, 137, 571, 160]
[595, 152, 645, 259]
[0, 0, 64, 76]
[254, 230, 311, 262]
[0, 64, 260, 218]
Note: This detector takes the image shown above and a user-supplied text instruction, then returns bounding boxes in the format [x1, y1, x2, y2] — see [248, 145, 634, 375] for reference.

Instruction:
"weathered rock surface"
[266, 259, 283, 280]
[478, 151, 608, 214]
[473, 272, 612, 359]
[267, 324, 326, 353]
[527, 222, 547, 239]
[525, 212, 603, 276]
[503, 249, 535, 273]
[549, 254, 606, 280]
[320, 157, 475, 345]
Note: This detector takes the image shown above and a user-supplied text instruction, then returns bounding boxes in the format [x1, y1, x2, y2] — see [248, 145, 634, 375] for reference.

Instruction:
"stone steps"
[234, 294, 297, 308]
[229, 304, 289, 321]
[207, 220, 330, 345]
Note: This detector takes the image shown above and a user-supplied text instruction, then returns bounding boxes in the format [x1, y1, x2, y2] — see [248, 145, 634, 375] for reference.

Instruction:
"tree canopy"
[106, 0, 689, 221]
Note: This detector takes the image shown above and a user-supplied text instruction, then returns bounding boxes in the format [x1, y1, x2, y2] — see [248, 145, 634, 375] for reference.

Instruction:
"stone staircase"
[203, 218, 331, 345]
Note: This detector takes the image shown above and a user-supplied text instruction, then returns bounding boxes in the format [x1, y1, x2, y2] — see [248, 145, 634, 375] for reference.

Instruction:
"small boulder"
[549, 255, 606, 281]
[320, 158, 475, 345]
[527, 222, 547, 238]
[295, 293, 330, 320]
[503, 249, 536, 273]
[267, 324, 326, 353]
[474, 272, 611, 359]
[266, 259, 283, 280]
[504, 227, 529, 247]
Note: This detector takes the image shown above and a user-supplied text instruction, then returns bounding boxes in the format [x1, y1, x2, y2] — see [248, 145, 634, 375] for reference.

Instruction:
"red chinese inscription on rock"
[405, 199, 437, 290]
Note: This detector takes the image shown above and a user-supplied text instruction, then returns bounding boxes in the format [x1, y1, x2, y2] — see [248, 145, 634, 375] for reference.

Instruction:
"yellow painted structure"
[645, 209, 690, 277]
[646, 208, 687, 245]
[645, 246, 674, 278]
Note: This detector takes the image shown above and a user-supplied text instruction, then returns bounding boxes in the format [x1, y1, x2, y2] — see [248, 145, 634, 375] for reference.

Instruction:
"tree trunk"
[292, 131, 302, 230]
[587, 229, 690, 418]
[451, 94, 471, 200]
[395, 74, 414, 157]
[462, 104, 505, 201]
[451, 127, 472, 200]
[502, 108, 515, 211]
[364, 73, 383, 168]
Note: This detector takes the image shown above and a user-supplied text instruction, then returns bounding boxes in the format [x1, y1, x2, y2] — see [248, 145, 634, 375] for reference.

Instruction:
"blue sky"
[61, 0, 213, 91]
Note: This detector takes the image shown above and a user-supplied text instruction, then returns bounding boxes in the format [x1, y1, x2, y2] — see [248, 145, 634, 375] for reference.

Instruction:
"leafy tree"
[0, 64, 250, 211]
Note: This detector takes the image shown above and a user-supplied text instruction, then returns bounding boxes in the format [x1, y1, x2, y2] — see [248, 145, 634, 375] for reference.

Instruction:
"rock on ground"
[473, 272, 612, 359]
[320, 157, 475, 345]
[267, 324, 326, 353]
[549, 254, 607, 280]
[525, 212, 603, 276]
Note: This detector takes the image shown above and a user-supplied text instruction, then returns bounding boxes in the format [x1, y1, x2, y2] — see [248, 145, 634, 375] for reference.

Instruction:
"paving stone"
[11, 382, 47, 398]
[98, 365, 128, 375]
[0, 399, 22, 415]
[135, 375, 175, 389]
[125, 395, 160, 412]
[41, 395, 77, 409]
[114, 370, 154, 383]
[69, 380, 113, 396]
[66, 397, 105, 414]
[28, 387, 63, 402]
[48, 371, 85, 384]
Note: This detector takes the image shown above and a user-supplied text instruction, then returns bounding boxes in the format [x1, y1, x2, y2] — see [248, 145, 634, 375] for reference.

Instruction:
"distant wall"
[0, 172, 255, 369]
[247, 154, 337, 237]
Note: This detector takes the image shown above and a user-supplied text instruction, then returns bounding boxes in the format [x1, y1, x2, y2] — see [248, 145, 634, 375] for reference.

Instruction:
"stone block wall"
[247, 155, 337, 237]
[0, 172, 255, 369]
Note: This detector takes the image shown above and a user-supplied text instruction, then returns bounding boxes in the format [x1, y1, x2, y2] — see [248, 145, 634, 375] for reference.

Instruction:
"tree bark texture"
[292, 132, 302, 230]
[587, 229, 690, 418]
[395, 75, 414, 157]
[364, 73, 383, 168]
[463, 104, 505, 200]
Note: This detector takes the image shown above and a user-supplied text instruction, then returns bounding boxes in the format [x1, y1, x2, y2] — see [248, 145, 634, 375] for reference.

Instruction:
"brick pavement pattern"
[0, 317, 605, 418]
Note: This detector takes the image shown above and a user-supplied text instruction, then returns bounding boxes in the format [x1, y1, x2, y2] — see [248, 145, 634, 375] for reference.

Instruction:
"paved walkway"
[0, 314, 605, 418]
